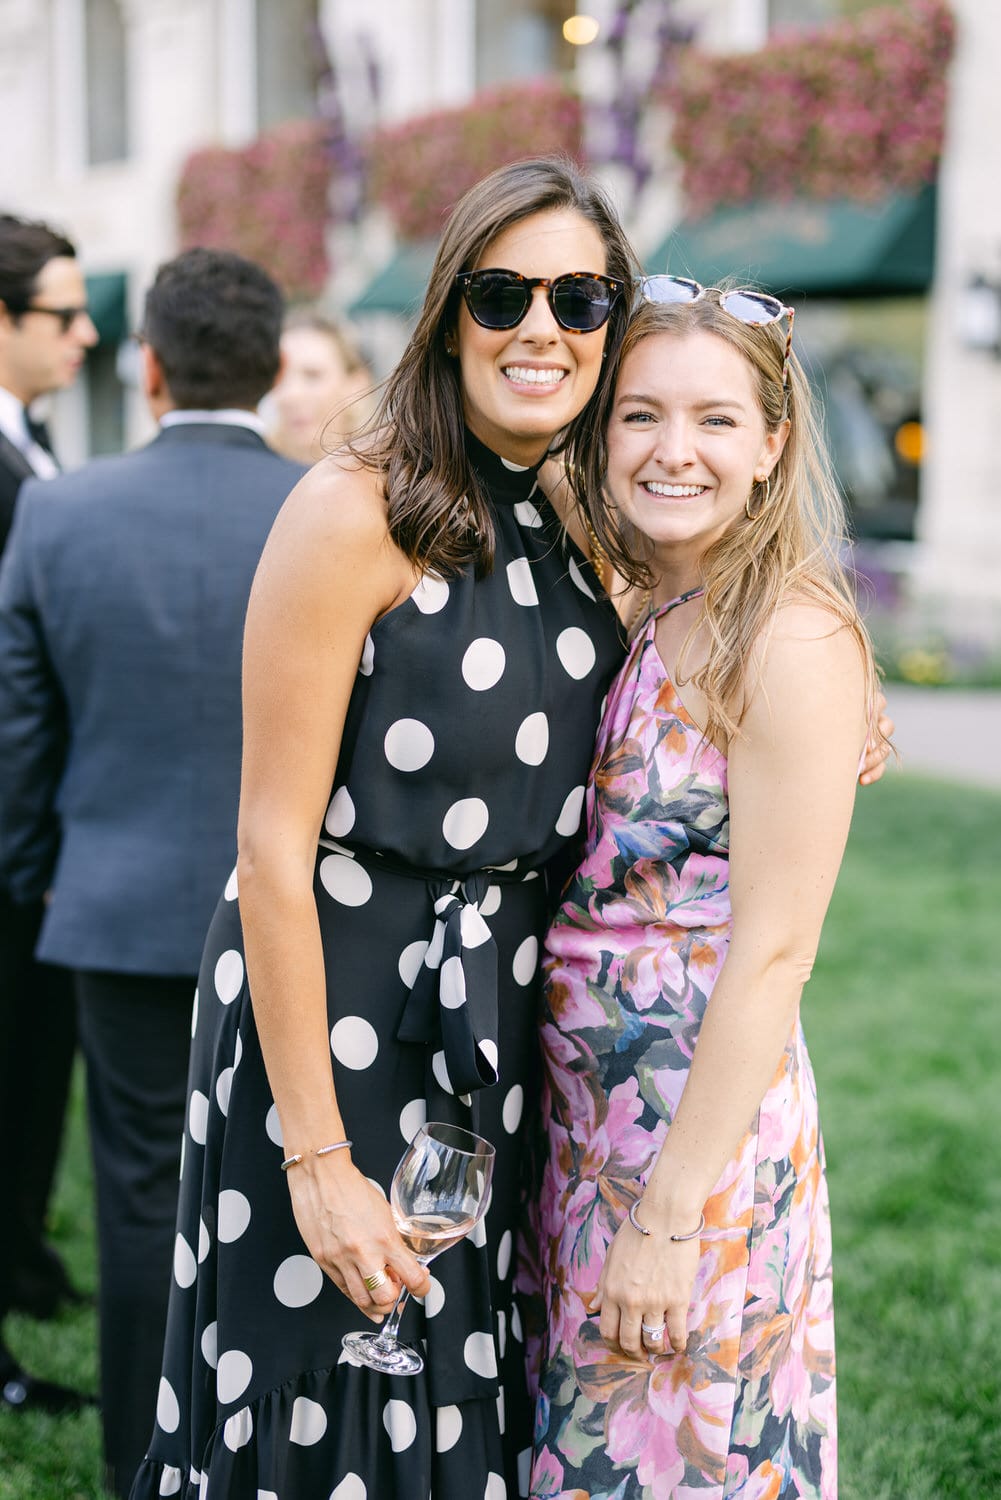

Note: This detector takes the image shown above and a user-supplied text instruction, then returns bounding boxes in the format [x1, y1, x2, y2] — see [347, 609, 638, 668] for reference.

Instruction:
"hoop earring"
[745, 474, 771, 521]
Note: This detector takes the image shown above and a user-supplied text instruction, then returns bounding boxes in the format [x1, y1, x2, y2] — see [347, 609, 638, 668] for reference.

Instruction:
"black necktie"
[25, 415, 57, 463]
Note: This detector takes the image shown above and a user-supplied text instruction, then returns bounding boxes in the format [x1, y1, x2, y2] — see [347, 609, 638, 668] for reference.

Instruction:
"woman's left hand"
[594, 1211, 701, 1357]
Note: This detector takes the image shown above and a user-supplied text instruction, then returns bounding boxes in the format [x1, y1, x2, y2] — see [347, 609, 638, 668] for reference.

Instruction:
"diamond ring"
[641, 1321, 666, 1340]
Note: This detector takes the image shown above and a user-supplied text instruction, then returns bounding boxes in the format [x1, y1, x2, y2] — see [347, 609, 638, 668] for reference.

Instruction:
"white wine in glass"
[341, 1121, 495, 1376]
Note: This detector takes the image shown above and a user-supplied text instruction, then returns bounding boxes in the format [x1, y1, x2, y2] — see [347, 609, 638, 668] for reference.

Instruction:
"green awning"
[647, 186, 936, 298]
[85, 271, 129, 344]
[348, 240, 438, 317]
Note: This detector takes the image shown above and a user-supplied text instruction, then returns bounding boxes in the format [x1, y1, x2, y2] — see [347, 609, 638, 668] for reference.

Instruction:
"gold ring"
[363, 1269, 388, 1293]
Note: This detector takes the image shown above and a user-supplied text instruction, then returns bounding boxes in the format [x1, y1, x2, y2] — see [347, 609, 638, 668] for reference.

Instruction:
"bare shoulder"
[742, 595, 868, 734]
[253, 454, 413, 622]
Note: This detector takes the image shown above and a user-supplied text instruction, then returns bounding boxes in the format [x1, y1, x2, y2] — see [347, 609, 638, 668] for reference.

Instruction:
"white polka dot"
[189, 1090, 209, 1145]
[479, 1038, 499, 1079]
[556, 784, 586, 837]
[511, 1303, 524, 1343]
[198, 1471, 208, 1500]
[496, 1387, 506, 1434]
[319, 853, 373, 907]
[158, 1467, 182, 1496]
[274, 1254, 324, 1308]
[556, 626, 597, 679]
[359, 633, 375, 675]
[497, 1229, 513, 1281]
[179, 1134, 186, 1181]
[216, 1066, 234, 1116]
[216, 1349, 253, 1404]
[502, 1084, 524, 1135]
[517, 1449, 532, 1494]
[218, 1189, 252, 1243]
[382, 1398, 417, 1452]
[201, 1321, 218, 1368]
[173, 1233, 196, 1289]
[258, 1493, 280, 1500]
[214, 950, 244, 1005]
[330, 1015, 379, 1071]
[431, 1049, 455, 1095]
[459, 904, 492, 948]
[569, 554, 597, 599]
[442, 797, 489, 850]
[513, 499, 543, 528]
[424, 1274, 445, 1317]
[223, 1406, 253, 1451]
[470, 1214, 488, 1248]
[397, 940, 429, 988]
[439, 954, 467, 1009]
[156, 1377, 179, 1433]
[290, 1394, 327, 1445]
[512, 936, 539, 987]
[224, 867, 239, 901]
[384, 718, 435, 772]
[436, 1404, 462, 1452]
[500, 455, 531, 471]
[329, 1478, 366, 1500]
[497, 1310, 507, 1359]
[515, 711, 549, 766]
[461, 637, 506, 691]
[411, 574, 449, 613]
[325, 786, 356, 837]
[485, 1472, 506, 1499]
[198, 1217, 210, 1264]
[506, 556, 538, 607]
[480, 884, 502, 918]
[233, 1033, 243, 1070]
[265, 1103, 283, 1147]
[190, 989, 199, 1039]
[399, 1097, 427, 1143]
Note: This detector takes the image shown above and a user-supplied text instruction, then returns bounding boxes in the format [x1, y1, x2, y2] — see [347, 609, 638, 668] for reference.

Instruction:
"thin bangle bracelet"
[628, 1199, 705, 1242]
[280, 1139, 353, 1173]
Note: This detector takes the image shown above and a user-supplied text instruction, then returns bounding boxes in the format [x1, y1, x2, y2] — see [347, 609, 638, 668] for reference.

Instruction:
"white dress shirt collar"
[0, 384, 59, 479]
[159, 408, 266, 436]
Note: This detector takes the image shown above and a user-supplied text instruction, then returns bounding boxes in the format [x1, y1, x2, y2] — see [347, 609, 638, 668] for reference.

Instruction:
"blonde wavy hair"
[565, 291, 883, 748]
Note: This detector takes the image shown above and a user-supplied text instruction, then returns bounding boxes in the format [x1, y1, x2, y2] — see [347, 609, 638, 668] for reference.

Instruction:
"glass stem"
[372, 1286, 411, 1350]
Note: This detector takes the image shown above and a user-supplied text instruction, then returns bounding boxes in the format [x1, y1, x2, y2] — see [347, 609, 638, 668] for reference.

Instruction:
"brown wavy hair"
[348, 155, 640, 577]
[567, 293, 883, 746]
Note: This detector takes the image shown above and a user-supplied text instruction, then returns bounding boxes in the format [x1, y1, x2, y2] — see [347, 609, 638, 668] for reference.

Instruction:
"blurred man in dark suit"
[0, 212, 98, 1416]
[0, 247, 305, 1494]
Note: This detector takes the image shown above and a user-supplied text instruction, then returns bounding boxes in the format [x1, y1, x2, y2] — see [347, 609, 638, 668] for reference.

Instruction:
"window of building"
[476, 0, 576, 88]
[85, 0, 129, 164]
[256, 0, 321, 130]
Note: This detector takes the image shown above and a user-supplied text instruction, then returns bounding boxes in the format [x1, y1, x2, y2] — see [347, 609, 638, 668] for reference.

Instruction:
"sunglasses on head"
[455, 268, 624, 334]
[638, 274, 795, 393]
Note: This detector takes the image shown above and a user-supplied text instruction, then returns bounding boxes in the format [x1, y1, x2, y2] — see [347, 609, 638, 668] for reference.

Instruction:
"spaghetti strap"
[637, 585, 705, 633]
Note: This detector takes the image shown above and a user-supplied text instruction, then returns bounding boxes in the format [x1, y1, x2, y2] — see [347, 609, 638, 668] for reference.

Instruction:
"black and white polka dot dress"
[130, 431, 625, 1500]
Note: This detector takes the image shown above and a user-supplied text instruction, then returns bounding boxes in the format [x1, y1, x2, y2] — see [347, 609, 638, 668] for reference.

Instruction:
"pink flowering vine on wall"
[177, 121, 331, 299]
[366, 80, 583, 243]
[666, 0, 956, 219]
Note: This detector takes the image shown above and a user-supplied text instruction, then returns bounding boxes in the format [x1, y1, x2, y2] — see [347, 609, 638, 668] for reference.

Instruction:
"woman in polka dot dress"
[130, 157, 637, 1500]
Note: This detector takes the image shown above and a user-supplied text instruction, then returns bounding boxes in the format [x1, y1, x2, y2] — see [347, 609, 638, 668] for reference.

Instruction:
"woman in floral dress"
[526, 285, 885, 1499]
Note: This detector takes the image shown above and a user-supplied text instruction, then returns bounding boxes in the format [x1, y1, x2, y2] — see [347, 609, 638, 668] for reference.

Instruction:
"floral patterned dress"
[524, 591, 837, 1500]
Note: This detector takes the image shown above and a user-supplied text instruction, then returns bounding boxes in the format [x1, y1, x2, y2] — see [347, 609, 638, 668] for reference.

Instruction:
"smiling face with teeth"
[455, 208, 610, 466]
[605, 329, 789, 589]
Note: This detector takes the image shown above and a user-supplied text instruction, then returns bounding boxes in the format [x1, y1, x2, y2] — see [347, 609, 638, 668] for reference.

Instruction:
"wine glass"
[342, 1121, 495, 1376]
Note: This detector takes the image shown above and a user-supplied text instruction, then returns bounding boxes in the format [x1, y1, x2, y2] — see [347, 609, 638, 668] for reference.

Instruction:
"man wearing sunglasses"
[0, 211, 97, 1418]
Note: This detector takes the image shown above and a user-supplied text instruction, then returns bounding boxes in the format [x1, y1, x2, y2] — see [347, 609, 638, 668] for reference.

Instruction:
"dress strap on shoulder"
[644, 585, 705, 629]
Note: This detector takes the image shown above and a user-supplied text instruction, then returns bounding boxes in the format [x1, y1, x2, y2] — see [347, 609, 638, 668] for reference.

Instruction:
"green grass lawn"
[1, 771, 998, 1499]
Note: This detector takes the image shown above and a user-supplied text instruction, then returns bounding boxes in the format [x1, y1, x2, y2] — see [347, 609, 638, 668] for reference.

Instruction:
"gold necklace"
[581, 513, 652, 634]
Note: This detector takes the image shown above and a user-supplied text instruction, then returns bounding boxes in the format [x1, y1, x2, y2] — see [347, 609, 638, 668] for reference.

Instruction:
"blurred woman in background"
[268, 312, 374, 464]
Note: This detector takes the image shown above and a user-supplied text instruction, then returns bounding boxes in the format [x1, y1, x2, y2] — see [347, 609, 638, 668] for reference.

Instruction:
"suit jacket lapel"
[0, 430, 37, 484]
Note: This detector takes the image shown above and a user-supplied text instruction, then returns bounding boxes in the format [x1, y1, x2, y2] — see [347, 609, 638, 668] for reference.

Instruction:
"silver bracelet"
[628, 1198, 705, 1242]
[280, 1139, 353, 1173]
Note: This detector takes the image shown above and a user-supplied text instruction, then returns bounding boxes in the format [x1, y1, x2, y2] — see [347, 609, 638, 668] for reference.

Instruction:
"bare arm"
[236, 459, 430, 1317]
[596, 603, 867, 1354]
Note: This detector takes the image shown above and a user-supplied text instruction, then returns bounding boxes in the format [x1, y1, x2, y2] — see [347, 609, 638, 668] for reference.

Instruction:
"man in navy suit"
[0, 247, 305, 1494]
[0, 212, 99, 1414]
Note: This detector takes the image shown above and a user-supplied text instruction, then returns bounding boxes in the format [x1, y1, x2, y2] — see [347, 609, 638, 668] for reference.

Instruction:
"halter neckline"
[636, 585, 705, 633]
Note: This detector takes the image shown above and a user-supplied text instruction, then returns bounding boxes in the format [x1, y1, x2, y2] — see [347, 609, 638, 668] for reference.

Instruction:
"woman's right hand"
[285, 1154, 431, 1321]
